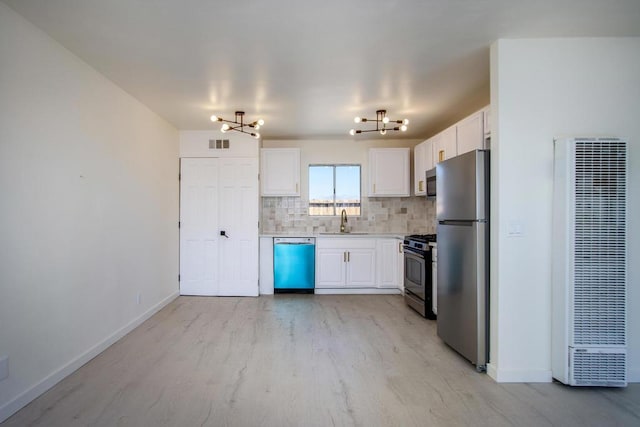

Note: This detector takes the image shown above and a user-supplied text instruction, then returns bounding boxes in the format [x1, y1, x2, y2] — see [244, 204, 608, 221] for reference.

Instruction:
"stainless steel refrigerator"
[436, 149, 489, 370]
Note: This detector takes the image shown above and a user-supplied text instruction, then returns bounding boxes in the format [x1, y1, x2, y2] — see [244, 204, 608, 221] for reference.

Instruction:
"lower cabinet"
[316, 238, 376, 288]
[376, 238, 403, 289]
[316, 237, 403, 293]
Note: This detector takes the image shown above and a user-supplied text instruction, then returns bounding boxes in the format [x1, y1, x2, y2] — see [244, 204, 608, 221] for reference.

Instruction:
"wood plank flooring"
[3, 295, 639, 426]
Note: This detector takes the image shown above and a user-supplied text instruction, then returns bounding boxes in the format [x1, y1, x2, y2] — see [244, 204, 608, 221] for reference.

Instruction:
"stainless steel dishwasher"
[273, 237, 315, 293]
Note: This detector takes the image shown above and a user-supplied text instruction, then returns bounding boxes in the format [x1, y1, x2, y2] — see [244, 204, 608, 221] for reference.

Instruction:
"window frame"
[308, 164, 361, 217]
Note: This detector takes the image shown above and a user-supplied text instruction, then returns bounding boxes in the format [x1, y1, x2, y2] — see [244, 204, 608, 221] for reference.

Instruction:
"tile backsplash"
[261, 196, 436, 234]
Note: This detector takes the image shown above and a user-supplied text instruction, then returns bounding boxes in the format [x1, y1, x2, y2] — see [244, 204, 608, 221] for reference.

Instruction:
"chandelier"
[210, 111, 264, 139]
[349, 109, 409, 136]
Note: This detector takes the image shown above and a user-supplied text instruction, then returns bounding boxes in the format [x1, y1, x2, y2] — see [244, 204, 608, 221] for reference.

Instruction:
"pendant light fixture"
[210, 111, 264, 139]
[349, 109, 409, 136]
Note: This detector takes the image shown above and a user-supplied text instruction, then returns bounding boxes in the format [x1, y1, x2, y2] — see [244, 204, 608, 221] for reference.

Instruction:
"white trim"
[0, 292, 179, 424]
[314, 288, 402, 295]
[486, 364, 553, 383]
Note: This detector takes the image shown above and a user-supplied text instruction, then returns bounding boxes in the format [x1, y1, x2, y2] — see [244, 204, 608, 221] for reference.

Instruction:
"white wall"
[0, 4, 180, 421]
[488, 38, 640, 382]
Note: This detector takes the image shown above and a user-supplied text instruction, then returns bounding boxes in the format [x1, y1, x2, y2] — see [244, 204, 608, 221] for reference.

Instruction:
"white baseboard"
[0, 291, 179, 424]
[314, 288, 402, 295]
[486, 363, 552, 383]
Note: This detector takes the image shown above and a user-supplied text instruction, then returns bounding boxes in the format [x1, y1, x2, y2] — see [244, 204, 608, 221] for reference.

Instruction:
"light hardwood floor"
[3, 295, 639, 426]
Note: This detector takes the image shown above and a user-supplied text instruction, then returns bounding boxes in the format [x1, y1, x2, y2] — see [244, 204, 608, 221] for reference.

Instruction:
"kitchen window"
[309, 165, 361, 216]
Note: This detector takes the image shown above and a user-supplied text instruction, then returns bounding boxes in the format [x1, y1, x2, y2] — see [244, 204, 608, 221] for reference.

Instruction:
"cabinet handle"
[438, 150, 445, 162]
[347, 251, 350, 262]
[343, 252, 347, 262]
[399, 242, 403, 253]
[418, 180, 424, 192]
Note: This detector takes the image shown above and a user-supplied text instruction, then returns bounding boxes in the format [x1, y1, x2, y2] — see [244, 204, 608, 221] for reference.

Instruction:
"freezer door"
[436, 150, 488, 221]
[436, 221, 488, 367]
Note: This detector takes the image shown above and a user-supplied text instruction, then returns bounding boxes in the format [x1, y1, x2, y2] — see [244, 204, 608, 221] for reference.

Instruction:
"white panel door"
[260, 148, 300, 196]
[346, 248, 376, 287]
[316, 248, 346, 288]
[369, 148, 410, 197]
[180, 158, 219, 295]
[376, 239, 399, 288]
[456, 111, 484, 156]
[218, 158, 259, 296]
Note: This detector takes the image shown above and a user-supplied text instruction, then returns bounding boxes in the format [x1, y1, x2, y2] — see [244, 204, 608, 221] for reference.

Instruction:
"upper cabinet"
[414, 138, 434, 196]
[456, 110, 485, 156]
[369, 148, 410, 197]
[482, 105, 491, 137]
[434, 125, 457, 164]
[418, 105, 490, 173]
[260, 148, 300, 196]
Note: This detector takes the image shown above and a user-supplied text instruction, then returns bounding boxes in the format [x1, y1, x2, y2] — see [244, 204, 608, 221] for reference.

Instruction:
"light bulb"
[221, 123, 230, 132]
[257, 119, 265, 126]
[380, 129, 387, 135]
[354, 117, 361, 123]
[210, 115, 219, 122]
[253, 132, 260, 139]
[255, 124, 260, 130]
[403, 119, 409, 125]
[400, 125, 407, 132]
[349, 129, 356, 136]
[382, 117, 389, 124]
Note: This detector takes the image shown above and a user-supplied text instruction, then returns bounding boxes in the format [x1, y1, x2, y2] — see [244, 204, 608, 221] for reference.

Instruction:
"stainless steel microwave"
[426, 168, 436, 199]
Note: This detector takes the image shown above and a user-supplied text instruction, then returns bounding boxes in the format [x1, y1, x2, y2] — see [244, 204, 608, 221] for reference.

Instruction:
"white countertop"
[260, 233, 404, 239]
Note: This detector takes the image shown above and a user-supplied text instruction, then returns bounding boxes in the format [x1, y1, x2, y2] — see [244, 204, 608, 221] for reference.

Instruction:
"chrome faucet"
[340, 209, 348, 233]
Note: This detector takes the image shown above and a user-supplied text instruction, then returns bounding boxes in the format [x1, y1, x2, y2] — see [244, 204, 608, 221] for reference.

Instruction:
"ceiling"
[4, 0, 640, 140]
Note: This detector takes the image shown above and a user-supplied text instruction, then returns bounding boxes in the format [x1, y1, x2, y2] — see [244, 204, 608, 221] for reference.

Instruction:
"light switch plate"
[0, 355, 8, 381]
[507, 221, 524, 237]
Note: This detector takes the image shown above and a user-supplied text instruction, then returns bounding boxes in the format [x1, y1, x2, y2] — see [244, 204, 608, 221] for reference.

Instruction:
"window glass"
[309, 165, 361, 216]
[335, 165, 361, 216]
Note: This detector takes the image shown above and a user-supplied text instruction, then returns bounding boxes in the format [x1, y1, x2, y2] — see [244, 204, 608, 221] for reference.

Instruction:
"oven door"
[404, 249, 426, 300]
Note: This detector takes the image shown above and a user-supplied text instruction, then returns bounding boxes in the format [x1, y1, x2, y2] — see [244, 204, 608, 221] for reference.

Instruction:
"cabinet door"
[316, 248, 346, 288]
[434, 126, 457, 163]
[456, 111, 484, 156]
[376, 239, 401, 288]
[369, 148, 410, 197]
[414, 142, 426, 196]
[346, 248, 376, 287]
[482, 106, 491, 136]
[260, 148, 300, 196]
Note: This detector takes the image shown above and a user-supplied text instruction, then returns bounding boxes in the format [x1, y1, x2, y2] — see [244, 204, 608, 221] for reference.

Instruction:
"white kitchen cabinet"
[376, 238, 403, 289]
[456, 110, 485, 156]
[260, 148, 300, 196]
[482, 105, 491, 137]
[369, 148, 410, 197]
[434, 126, 457, 164]
[259, 237, 274, 295]
[316, 238, 376, 288]
[413, 140, 434, 196]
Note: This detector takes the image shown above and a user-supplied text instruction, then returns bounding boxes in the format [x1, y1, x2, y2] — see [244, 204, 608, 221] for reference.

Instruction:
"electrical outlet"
[0, 355, 8, 381]
[136, 292, 142, 305]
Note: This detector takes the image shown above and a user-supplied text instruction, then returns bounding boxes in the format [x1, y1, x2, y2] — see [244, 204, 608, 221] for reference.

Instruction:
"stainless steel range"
[403, 234, 436, 319]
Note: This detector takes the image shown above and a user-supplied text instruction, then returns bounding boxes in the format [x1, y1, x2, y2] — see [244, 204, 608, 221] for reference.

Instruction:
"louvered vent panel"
[571, 348, 626, 386]
[572, 139, 626, 347]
